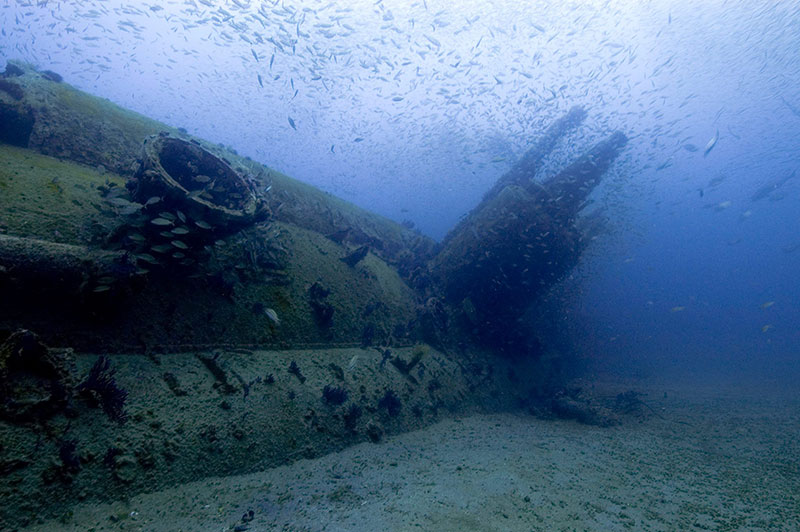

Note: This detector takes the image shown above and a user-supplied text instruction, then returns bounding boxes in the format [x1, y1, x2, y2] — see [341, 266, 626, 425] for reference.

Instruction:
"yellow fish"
[670, 306, 685, 312]
[761, 324, 773, 333]
[760, 301, 775, 309]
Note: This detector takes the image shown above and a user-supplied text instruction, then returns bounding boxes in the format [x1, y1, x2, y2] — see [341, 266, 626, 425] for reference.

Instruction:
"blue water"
[2, 0, 798, 383]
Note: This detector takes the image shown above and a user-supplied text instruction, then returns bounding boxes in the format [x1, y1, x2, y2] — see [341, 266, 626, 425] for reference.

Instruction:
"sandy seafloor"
[25, 377, 800, 532]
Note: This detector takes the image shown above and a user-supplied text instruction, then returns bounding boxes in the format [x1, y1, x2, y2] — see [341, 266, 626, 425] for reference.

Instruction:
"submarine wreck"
[0, 61, 626, 529]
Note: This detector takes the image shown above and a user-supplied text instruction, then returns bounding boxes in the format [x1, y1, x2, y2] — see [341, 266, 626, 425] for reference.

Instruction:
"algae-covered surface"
[21, 379, 800, 532]
[0, 143, 124, 244]
[13, 62, 179, 176]
[5, 61, 434, 268]
[1, 343, 530, 530]
[0, 145, 419, 351]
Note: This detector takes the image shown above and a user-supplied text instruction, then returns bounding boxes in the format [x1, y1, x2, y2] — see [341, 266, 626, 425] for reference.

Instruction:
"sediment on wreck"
[0, 334, 548, 530]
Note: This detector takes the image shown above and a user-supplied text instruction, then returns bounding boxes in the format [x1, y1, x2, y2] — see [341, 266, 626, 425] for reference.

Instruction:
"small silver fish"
[119, 204, 142, 215]
[703, 129, 719, 157]
[136, 253, 159, 264]
[151, 244, 172, 253]
[265, 308, 280, 325]
[347, 355, 359, 372]
[106, 197, 133, 207]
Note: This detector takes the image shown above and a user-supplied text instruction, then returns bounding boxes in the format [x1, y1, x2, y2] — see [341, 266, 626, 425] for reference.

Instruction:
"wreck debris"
[196, 352, 238, 395]
[162, 372, 188, 397]
[390, 344, 427, 384]
[550, 388, 620, 427]
[288, 360, 306, 383]
[613, 390, 664, 420]
[0, 330, 75, 421]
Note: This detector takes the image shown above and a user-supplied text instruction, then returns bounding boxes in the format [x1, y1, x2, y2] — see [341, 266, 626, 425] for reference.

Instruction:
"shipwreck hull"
[429, 122, 628, 354]
[0, 62, 432, 353]
[0, 61, 435, 271]
[0, 334, 548, 530]
[0, 61, 628, 529]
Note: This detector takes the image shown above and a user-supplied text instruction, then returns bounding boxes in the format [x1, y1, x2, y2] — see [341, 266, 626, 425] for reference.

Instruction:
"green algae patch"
[7, 61, 179, 176]
[222, 157, 436, 271]
[250, 222, 419, 347]
[54, 81, 161, 143]
[0, 144, 124, 245]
